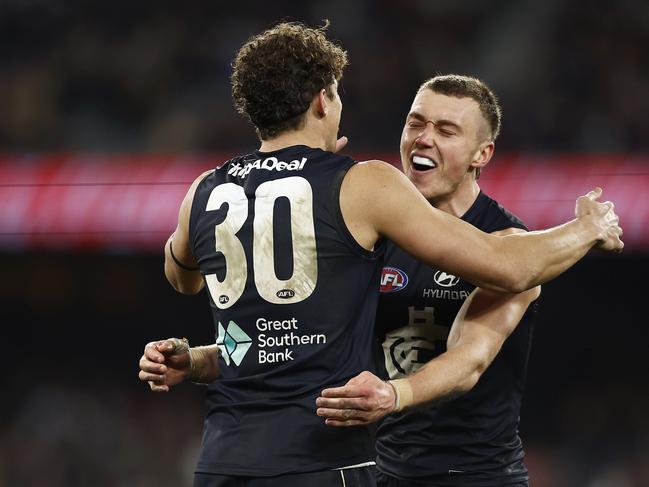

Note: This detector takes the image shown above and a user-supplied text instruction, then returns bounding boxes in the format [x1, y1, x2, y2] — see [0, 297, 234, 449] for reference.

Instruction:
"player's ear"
[313, 89, 328, 118]
[470, 141, 494, 171]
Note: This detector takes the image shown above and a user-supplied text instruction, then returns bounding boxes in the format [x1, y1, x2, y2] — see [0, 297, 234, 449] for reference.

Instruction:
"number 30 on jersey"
[204, 176, 318, 309]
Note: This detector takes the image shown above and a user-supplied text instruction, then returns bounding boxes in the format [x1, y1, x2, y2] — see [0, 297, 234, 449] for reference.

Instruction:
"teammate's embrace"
[138, 22, 622, 487]
[316, 76, 555, 486]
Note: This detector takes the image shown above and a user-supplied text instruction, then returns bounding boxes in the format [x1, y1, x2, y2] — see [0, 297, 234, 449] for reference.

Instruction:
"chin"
[415, 181, 443, 200]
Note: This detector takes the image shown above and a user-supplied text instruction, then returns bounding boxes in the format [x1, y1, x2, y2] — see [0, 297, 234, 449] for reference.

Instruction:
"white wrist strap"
[388, 379, 414, 412]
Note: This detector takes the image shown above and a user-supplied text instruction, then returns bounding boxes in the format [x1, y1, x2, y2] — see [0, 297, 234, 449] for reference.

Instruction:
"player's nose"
[415, 124, 435, 147]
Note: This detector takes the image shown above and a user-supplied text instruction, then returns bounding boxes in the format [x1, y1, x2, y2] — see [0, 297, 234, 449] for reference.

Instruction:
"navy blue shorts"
[194, 466, 376, 487]
[376, 470, 528, 487]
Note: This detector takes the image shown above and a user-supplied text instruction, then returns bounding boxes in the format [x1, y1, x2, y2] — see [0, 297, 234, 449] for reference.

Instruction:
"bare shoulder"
[343, 159, 416, 204]
[177, 169, 215, 224]
[188, 169, 215, 196]
[339, 160, 402, 250]
[181, 170, 214, 207]
[341, 159, 418, 214]
[346, 159, 404, 183]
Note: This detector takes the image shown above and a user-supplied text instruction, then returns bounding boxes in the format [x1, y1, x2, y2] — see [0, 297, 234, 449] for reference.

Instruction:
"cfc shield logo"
[380, 267, 408, 293]
[382, 307, 449, 378]
[433, 270, 460, 287]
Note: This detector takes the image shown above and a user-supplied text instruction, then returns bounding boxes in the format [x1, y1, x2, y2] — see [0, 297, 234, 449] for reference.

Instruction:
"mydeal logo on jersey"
[380, 266, 408, 293]
[227, 156, 308, 179]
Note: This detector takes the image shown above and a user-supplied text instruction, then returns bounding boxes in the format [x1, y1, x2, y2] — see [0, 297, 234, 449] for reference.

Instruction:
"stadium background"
[1, 1, 647, 486]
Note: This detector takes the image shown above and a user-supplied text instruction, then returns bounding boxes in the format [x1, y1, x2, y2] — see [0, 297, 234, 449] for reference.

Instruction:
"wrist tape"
[388, 379, 414, 412]
[187, 346, 213, 383]
[167, 337, 206, 383]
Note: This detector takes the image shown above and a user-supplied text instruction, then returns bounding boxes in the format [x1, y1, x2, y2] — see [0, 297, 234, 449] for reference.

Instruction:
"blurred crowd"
[2, 383, 647, 487]
[1, 1, 648, 486]
[0, 0, 647, 153]
[1, 253, 647, 486]
[1, 384, 204, 487]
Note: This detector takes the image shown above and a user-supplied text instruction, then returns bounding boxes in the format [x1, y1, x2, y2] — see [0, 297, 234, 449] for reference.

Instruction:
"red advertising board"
[1, 153, 647, 252]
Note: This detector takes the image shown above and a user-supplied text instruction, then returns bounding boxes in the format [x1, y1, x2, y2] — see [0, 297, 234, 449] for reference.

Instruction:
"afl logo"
[380, 267, 408, 293]
[433, 271, 460, 287]
[276, 289, 295, 299]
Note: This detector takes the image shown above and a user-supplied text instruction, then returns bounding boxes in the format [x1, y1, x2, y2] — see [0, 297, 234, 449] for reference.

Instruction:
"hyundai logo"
[433, 271, 460, 287]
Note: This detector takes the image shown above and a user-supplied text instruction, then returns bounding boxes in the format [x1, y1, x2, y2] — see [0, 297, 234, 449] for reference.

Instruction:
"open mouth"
[411, 155, 437, 172]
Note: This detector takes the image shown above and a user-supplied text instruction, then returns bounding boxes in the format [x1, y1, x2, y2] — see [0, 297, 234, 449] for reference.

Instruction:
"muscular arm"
[316, 228, 540, 425]
[317, 283, 539, 425]
[340, 161, 622, 293]
[391, 227, 540, 408]
[394, 283, 540, 410]
[164, 170, 213, 294]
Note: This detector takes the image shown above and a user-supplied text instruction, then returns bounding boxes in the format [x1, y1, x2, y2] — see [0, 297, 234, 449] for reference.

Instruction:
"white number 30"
[204, 177, 318, 309]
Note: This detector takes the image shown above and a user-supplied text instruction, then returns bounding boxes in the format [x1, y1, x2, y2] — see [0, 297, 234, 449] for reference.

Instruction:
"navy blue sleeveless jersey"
[375, 191, 537, 486]
[188, 145, 384, 476]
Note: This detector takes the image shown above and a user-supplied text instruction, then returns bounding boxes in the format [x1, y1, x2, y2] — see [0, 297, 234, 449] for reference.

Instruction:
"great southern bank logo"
[380, 266, 408, 293]
[216, 321, 252, 366]
[433, 271, 460, 287]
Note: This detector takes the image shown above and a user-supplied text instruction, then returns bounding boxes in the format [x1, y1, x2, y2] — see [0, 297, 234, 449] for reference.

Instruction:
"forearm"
[496, 217, 600, 292]
[390, 342, 489, 411]
[381, 196, 601, 294]
[390, 286, 537, 411]
[360, 165, 619, 294]
[189, 344, 220, 383]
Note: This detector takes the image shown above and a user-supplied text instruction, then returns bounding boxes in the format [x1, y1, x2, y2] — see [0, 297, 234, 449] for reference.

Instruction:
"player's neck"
[431, 180, 481, 218]
[259, 128, 330, 153]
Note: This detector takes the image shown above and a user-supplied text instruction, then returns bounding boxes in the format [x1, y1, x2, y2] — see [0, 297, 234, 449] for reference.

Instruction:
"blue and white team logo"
[382, 307, 448, 378]
[380, 266, 408, 293]
[433, 270, 460, 287]
[216, 320, 252, 366]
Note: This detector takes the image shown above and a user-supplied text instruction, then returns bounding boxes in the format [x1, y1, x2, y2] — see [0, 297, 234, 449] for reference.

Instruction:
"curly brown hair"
[231, 21, 348, 140]
[418, 75, 502, 142]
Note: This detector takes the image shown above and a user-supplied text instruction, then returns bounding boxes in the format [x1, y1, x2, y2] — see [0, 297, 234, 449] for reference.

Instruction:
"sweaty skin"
[140, 84, 622, 393]
[315, 88, 618, 426]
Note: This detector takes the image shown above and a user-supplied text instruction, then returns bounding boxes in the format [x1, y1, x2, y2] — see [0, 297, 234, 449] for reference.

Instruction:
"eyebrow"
[407, 111, 462, 131]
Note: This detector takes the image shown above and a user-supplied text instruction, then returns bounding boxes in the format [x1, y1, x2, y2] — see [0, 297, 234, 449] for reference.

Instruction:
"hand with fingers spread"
[575, 187, 624, 252]
[316, 371, 397, 427]
[138, 338, 191, 392]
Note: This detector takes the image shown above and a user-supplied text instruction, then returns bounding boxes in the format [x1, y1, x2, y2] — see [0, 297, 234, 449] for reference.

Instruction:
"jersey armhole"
[188, 169, 216, 262]
[331, 164, 386, 261]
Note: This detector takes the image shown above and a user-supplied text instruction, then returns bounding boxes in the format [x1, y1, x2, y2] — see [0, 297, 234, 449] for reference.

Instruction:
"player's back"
[188, 145, 384, 476]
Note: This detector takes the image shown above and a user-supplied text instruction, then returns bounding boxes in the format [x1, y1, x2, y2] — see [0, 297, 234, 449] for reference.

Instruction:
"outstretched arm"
[340, 161, 623, 293]
[316, 280, 539, 426]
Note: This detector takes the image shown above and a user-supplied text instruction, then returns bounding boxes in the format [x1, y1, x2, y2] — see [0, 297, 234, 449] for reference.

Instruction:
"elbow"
[178, 284, 202, 295]
[172, 279, 203, 295]
[498, 266, 534, 294]
[459, 362, 488, 395]
[478, 256, 531, 293]
[505, 278, 530, 295]
[483, 271, 528, 294]
[165, 269, 203, 295]
[456, 352, 491, 395]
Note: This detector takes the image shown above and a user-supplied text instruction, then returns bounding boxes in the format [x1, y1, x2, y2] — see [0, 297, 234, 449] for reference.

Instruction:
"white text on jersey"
[228, 156, 308, 179]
